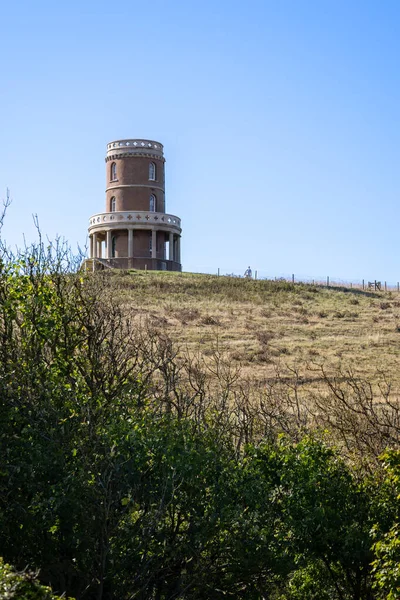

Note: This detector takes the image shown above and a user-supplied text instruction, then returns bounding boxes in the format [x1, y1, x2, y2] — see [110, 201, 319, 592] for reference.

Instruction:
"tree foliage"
[0, 557, 74, 600]
[371, 451, 400, 599]
[0, 230, 398, 599]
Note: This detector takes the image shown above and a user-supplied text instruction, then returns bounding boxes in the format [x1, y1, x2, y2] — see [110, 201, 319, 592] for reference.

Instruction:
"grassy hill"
[109, 269, 400, 388]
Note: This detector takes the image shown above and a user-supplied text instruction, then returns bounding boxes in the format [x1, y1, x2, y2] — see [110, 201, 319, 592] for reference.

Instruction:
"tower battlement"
[106, 139, 164, 161]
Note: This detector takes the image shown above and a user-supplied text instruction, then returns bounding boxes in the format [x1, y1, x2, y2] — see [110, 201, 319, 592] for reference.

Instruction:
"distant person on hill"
[244, 266, 252, 278]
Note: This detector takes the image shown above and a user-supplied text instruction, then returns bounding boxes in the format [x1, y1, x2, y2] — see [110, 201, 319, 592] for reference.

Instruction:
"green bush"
[0, 558, 74, 599]
[0, 233, 397, 599]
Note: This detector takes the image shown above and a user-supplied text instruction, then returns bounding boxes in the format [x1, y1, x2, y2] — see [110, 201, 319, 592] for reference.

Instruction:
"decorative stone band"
[88, 211, 182, 234]
[106, 139, 164, 161]
[105, 152, 166, 163]
[105, 184, 165, 193]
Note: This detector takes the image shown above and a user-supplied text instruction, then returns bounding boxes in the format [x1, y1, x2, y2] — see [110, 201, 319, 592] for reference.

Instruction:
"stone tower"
[88, 139, 182, 271]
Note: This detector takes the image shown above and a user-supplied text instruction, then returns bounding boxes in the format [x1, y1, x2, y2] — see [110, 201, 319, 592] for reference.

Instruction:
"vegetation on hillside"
[1, 232, 400, 599]
[112, 269, 400, 387]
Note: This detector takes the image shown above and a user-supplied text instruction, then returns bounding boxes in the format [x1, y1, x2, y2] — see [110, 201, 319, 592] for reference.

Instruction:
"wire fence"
[212, 268, 400, 292]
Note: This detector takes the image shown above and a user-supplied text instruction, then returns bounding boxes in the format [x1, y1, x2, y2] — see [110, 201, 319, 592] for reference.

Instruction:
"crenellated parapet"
[105, 139, 165, 162]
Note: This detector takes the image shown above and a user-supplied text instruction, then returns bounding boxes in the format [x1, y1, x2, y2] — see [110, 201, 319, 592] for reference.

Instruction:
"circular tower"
[88, 139, 182, 271]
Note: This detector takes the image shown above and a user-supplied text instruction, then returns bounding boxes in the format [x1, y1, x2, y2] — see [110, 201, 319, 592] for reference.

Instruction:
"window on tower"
[149, 162, 156, 181]
[149, 194, 156, 212]
[110, 197, 116, 212]
[111, 162, 117, 181]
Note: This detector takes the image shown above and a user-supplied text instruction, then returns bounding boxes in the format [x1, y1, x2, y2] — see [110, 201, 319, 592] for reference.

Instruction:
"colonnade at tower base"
[87, 220, 182, 272]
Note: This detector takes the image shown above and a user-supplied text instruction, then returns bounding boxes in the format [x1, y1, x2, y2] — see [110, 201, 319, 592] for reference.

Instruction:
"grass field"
[106, 269, 400, 390]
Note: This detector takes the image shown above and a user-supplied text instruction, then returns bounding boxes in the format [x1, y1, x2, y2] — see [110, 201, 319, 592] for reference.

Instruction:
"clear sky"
[1, 0, 399, 282]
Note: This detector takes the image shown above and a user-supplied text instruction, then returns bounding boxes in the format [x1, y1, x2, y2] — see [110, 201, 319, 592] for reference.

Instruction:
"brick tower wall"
[106, 156, 165, 213]
[113, 230, 167, 260]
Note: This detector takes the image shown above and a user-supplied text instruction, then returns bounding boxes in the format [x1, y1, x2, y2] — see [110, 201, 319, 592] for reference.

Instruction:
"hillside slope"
[109, 270, 400, 387]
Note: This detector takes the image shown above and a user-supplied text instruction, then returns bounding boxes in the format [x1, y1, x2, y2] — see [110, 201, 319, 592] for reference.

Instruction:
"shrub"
[0, 558, 74, 600]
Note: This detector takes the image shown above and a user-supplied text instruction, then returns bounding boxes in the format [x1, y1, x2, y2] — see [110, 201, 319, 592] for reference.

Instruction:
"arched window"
[110, 196, 116, 212]
[149, 194, 156, 212]
[111, 162, 117, 181]
[149, 162, 156, 181]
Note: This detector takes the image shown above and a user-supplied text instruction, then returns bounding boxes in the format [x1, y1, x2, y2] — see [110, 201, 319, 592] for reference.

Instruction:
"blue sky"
[1, 0, 399, 281]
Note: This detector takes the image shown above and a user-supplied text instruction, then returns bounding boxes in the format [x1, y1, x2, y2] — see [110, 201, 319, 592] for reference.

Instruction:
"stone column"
[128, 229, 134, 258]
[169, 232, 174, 261]
[92, 233, 98, 258]
[89, 235, 93, 259]
[176, 236, 181, 264]
[151, 229, 157, 259]
[106, 230, 112, 259]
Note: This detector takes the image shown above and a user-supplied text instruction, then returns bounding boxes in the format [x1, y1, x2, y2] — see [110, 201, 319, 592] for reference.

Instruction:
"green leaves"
[370, 450, 400, 599]
[0, 558, 75, 600]
[0, 244, 398, 599]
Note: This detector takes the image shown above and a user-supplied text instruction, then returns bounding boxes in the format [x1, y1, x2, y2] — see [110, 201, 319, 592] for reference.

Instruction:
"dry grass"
[102, 269, 400, 390]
